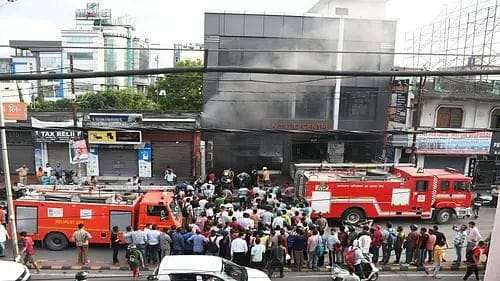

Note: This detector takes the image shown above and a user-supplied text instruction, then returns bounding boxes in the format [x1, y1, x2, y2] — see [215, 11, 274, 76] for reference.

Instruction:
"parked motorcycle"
[331, 262, 379, 281]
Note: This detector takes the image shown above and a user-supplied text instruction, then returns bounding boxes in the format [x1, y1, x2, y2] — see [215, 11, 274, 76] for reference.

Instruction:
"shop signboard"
[490, 132, 500, 155]
[88, 130, 141, 144]
[33, 130, 82, 143]
[416, 131, 492, 155]
[138, 144, 152, 178]
[3, 102, 27, 121]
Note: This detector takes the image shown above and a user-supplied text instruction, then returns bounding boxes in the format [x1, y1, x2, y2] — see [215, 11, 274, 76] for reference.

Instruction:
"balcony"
[423, 76, 500, 101]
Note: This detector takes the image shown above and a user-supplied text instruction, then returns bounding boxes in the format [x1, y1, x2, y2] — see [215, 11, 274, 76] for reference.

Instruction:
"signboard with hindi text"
[416, 132, 492, 155]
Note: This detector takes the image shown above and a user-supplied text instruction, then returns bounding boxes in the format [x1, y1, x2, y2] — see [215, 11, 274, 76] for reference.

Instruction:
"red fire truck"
[295, 164, 473, 225]
[14, 191, 181, 250]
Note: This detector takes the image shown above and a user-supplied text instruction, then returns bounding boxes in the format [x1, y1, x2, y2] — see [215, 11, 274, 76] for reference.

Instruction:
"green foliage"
[148, 59, 203, 111]
[30, 99, 73, 112]
[77, 89, 158, 111]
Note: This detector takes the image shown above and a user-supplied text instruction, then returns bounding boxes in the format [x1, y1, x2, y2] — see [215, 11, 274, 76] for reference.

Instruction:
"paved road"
[31, 270, 483, 280]
[2, 208, 496, 266]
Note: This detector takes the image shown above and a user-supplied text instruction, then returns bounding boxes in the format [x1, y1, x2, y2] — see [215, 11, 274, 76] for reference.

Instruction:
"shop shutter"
[152, 142, 192, 180]
[0, 145, 35, 172]
[47, 143, 74, 171]
[98, 148, 138, 177]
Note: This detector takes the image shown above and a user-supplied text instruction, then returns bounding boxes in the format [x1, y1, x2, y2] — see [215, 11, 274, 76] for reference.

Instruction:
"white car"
[150, 255, 271, 281]
[0, 260, 31, 281]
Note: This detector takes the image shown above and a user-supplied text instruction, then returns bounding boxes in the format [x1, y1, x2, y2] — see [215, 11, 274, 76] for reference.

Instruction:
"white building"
[61, 2, 150, 95]
[413, 76, 500, 174]
[308, 0, 387, 19]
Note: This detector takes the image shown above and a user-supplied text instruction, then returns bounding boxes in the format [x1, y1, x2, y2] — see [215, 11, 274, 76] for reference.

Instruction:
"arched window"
[491, 109, 500, 128]
[436, 107, 463, 128]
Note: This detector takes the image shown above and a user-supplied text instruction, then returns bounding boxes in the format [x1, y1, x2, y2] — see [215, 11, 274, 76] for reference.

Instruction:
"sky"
[0, 0, 461, 65]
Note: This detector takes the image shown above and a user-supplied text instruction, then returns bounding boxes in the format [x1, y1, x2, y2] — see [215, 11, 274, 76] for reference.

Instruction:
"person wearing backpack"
[316, 230, 327, 267]
[126, 244, 144, 281]
[463, 241, 484, 281]
[393, 226, 406, 264]
[267, 239, 286, 278]
[382, 223, 396, 265]
[206, 230, 220, 256]
[345, 240, 366, 279]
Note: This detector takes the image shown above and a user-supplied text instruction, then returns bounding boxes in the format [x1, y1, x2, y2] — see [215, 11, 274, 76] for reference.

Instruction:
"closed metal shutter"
[47, 143, 73, 171]
[152, 142, 192, 179]
[98, 148, 138, 176]
[424, 156, 466, 173]
[0, 145, 35, 172]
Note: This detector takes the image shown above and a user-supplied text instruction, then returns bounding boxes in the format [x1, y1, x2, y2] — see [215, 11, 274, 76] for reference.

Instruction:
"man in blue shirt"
[188, 230, 208, 255]
[182, 229, 194, 254]
[171, 228, 185, 255]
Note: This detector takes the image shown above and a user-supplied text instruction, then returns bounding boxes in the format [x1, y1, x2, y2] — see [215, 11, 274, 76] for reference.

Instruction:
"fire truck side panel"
[14, 200, 135, 246]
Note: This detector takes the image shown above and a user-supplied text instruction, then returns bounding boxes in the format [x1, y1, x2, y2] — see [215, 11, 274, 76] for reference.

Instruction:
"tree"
[149, 59, 203, 111]
[77, 89, 158, 111]
[30, 89, 158, 112]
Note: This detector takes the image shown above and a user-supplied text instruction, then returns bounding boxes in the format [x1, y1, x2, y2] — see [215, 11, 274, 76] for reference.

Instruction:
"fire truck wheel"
[435, 209, 453, 224]
[342, 208, 365, 225]
[44, 232, 69, 251]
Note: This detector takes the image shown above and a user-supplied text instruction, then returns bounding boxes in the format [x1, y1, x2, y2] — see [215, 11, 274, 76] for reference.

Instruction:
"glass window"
[147, 205, 168, 220]
[454, 181, 471, 191]
[340, 89, 378, 120]
[416, 180, 428, 192]
[440, 181, 450, 192]
[436, 107, 463, 128]
[295, 93, 327, 119]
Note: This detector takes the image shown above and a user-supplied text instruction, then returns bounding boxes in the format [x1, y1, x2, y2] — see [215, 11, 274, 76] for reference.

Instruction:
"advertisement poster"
[138, 144, 152, 178]
[70, 140, 89, 164]
[87, 147, 99, 176]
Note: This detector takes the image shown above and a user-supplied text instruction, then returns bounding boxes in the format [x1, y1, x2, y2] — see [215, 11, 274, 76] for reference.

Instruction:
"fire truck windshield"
[454, 181, 471, 191]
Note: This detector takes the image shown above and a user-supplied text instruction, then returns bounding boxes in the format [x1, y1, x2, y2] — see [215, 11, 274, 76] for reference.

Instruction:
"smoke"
[202, 14, 397, 130]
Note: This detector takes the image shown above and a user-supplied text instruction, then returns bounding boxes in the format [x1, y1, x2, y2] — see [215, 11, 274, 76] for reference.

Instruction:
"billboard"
[416, 132, 492, 155]
[3, 102, 27, 121]
[88, 130, 142, 144]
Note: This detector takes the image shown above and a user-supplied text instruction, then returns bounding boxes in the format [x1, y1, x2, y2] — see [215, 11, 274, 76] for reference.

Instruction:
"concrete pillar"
[416, 154, 425, 169]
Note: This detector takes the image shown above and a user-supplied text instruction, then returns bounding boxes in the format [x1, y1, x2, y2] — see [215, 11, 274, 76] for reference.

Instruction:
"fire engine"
[14, 190, 181, 250]
[294, 163, 473, 225]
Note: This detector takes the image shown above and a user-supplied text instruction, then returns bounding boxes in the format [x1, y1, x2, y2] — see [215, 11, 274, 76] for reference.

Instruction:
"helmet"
[128, 244, 137, 250]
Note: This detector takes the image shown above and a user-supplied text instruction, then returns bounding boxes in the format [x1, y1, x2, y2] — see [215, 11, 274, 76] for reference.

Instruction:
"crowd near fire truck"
[295, 163, 473, 225]
[13, 189, 181, 250]
[10, 163, 474, 251]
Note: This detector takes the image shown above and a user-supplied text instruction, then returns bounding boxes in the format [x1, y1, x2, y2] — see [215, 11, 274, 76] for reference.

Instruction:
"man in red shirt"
[370, 226, 383, 264]
[20, 231, 40, 273]
[463, 241, 484, 281]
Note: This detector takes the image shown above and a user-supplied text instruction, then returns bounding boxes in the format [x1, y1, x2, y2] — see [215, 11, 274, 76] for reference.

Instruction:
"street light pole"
[0, 88, 19, 259]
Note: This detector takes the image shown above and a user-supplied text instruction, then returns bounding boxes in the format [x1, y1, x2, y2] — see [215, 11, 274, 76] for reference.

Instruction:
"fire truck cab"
[296, 164, 473, 225]
[14, 191, 181, 250]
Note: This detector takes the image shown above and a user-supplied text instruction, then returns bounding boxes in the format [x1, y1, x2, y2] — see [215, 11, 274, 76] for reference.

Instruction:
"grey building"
[202, 12, 396, 174]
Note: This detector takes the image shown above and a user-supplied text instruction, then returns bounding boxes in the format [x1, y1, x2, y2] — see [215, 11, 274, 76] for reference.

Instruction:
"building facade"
[61, 2, 150, 95]
[202, 10, 396, 174]
[9, 40, 64, 100]
[414, 76, 500, 173]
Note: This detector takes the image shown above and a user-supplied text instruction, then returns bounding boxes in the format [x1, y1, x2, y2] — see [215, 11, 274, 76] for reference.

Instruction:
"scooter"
[331, 261, 379, 281]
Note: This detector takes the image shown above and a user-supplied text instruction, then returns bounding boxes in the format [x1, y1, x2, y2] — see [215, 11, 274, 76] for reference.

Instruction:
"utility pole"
[69, 55, 81, 181]
[0, 87, 19, 259]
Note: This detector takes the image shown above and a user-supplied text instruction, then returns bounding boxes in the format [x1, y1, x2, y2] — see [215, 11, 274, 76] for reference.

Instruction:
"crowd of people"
[90, 168, 489, 280]
[0, 167, 491, 280]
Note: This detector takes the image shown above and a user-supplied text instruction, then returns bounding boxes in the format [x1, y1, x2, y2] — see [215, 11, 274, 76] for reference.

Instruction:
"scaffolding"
[404, 0, 499, 78]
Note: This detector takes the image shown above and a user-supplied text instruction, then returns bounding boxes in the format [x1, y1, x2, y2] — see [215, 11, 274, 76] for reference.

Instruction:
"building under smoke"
[202, 2, 397, 175]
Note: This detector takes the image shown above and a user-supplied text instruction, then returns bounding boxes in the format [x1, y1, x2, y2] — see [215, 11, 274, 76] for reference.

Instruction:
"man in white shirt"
[272, 215, 285, 229]
[146, 224, 161, 264]
[231, 232, 248, 266]
[358, 226, 372, 255]
[237, 213, 254, 230]
[262, 209, 274, 227]
[0, 224, 9, 257]
[466, 221, 482, 251]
